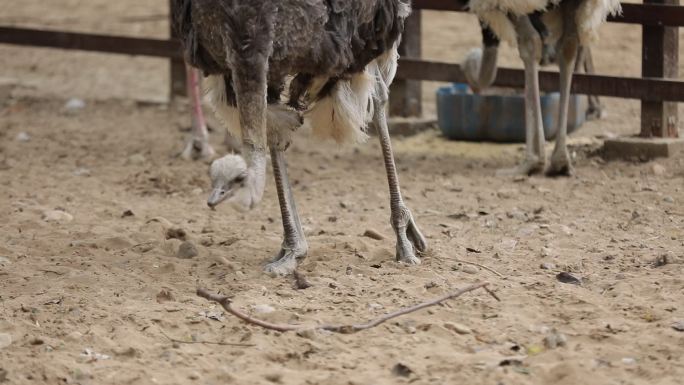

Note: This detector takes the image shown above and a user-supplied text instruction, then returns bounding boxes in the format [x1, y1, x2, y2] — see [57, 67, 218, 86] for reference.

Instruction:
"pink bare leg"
[180, 65, 216, 161]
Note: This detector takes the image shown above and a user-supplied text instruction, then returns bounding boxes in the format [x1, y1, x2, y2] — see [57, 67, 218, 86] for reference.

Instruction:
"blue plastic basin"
[437, 83, 586, 143]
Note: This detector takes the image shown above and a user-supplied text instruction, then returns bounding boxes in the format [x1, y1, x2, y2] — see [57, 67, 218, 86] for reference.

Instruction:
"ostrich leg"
[374, 96, 427, 264]
[263, 147, 308, 276]
[577, 47, 603, 121]
[180, 65, 216, 161]
[548, 3, 580, 176]
[497, 15, 545, 176]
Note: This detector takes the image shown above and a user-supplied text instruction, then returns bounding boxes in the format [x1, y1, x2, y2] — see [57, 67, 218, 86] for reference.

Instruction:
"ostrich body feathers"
[172, 0, 410, 145]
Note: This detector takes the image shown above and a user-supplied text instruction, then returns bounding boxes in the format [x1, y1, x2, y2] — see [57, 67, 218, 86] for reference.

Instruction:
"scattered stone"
[156, 289, 175, 303]
[496, 188, 519, 199]
[65, 331, 83, 342]
[363, 229, 385, 241]
[339, 201, 350, 209]
[15, 132, 30, 142]
[672, 321, 684, 332]
[462, 266, 479, 275]
[293, 270, 312, 290]
[540, 262, 556, 270]
[81, 348, 111, 361]
[444, 322, 472, 335]
[166, 228, 187, 241]
[72, 168, 91, 177]
[29, 337, 44, 346]
[0, 334, 11, 349]
[465, 247, 481, 253]
[176, 241, 198, 259]
[543, 329, 567, 349]
[253, 304, 275, 314]
[556, 272, 581, 285]
[652, 163, 666, 176]
[506, 208, 527, 221]
[127, 153, 146, 165]
[327, 216, 337, 223]
[653, 254, 671, 267]
[391, 363, 413, 378]
[621, 357, 636, 365]
[42, 209, 73, 224]
[64, 98, 86, 112]
[121, 210, 135, 218]
[0, 256, 11, 265]
[540, 247, 553, 258]
[663, 196, 675, 204]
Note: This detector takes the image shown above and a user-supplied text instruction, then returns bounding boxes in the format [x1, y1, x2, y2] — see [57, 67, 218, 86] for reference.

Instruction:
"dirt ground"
[1, 2, 684, 385]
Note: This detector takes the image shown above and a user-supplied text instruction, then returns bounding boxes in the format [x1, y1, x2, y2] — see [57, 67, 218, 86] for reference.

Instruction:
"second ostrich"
[463, 0, 621, 175]
[172, 0, 426, 276]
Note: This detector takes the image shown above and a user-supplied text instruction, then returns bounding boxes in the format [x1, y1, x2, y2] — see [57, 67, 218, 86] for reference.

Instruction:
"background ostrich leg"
[374, 94, 427, 264]
[498, 15, 546, 176]
[180, 65, 216, 161]
[576, 47, 603, 120]
[264, 148, 308, 276]
[548, 2, 580, 176]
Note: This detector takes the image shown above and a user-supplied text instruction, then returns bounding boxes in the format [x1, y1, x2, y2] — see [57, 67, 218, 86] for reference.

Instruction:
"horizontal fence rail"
[396, 59, 684, 102]
[0, 27, 182, 59]
[412, 1, 684, 27]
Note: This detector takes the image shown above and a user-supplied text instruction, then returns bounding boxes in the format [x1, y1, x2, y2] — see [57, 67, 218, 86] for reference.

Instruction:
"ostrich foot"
[393, 206, 427, 265]
[496, 156, 545, 177]
[547, 148, 573, 177]
[180, 138, 216, 161]
[264, 246, 307, 277]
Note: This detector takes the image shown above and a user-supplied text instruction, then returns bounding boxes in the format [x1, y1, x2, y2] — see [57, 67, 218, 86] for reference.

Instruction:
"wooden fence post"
[390, 10, 422, 117]
[641, 0, 679, 138]
[169, 0, 186, 99]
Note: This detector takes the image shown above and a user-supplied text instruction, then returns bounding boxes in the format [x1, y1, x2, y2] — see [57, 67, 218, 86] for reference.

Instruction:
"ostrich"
[172, 0, 427, 276]
[462, 0, 620, 175]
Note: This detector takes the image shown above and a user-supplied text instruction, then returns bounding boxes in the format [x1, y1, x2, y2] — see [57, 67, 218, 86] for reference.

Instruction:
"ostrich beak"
[207, 187, 230, 208]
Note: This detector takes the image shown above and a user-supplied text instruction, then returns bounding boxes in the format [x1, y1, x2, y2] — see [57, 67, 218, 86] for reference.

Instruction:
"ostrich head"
[207, 154, 254, 211]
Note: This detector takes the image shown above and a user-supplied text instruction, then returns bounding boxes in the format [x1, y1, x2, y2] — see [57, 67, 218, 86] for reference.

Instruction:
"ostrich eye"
[234, 175, 246, 183]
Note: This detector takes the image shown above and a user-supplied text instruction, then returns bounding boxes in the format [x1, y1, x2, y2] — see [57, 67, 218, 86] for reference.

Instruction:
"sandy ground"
[1, 2, 684, 385]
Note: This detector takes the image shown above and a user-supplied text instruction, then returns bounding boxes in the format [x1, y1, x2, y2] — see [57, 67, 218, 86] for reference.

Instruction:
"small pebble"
[462, 266, 478, 274]
[72, 168, 91, 177]
[621, 357, 636, 365]
[0, 256, 11, 265]
[64, 98, 86, 111]
[556, 272, 581, 285]
[42, 210, 73, 224]
[392, 363, 413, 378]
[16, 132, 31, 142]
[672, 321, 684, 332]
[0, 334, 11, 349]
[540, 262, 556, 270]
[253, 304, 275, 314]
[363, 229, 385, 241]
[652, 163, 666, 176]
[176, 241, 198, 259]
[128, 154, 147, 165]
[496, 188, 519, 199]
[444, 322, 472, 335]
[543, 330, 567, 349]
[663, 196, 675, 204]
[540, 247, 553, 258]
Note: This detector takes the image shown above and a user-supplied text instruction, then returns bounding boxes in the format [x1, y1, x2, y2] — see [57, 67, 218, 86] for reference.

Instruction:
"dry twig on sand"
[197, 282, 497, 334]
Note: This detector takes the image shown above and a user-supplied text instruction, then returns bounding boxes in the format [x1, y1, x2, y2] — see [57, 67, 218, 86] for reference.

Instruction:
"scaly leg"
[263, 147, 308, 277]
[497, 15, 545, 176]
[374, 97, 427, 264]
[548, 4, 580, 176]
[181, 65, 216, 161]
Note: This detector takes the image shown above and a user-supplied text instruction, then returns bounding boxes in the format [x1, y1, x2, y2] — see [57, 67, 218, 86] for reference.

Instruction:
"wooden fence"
[0, 0, 680, 138]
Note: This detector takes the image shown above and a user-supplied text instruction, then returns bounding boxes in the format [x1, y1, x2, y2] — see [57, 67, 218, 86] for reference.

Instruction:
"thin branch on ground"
[197, 282, 496, 334]
[158, 327, 255, 347]
[453, 259, 504, 278]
